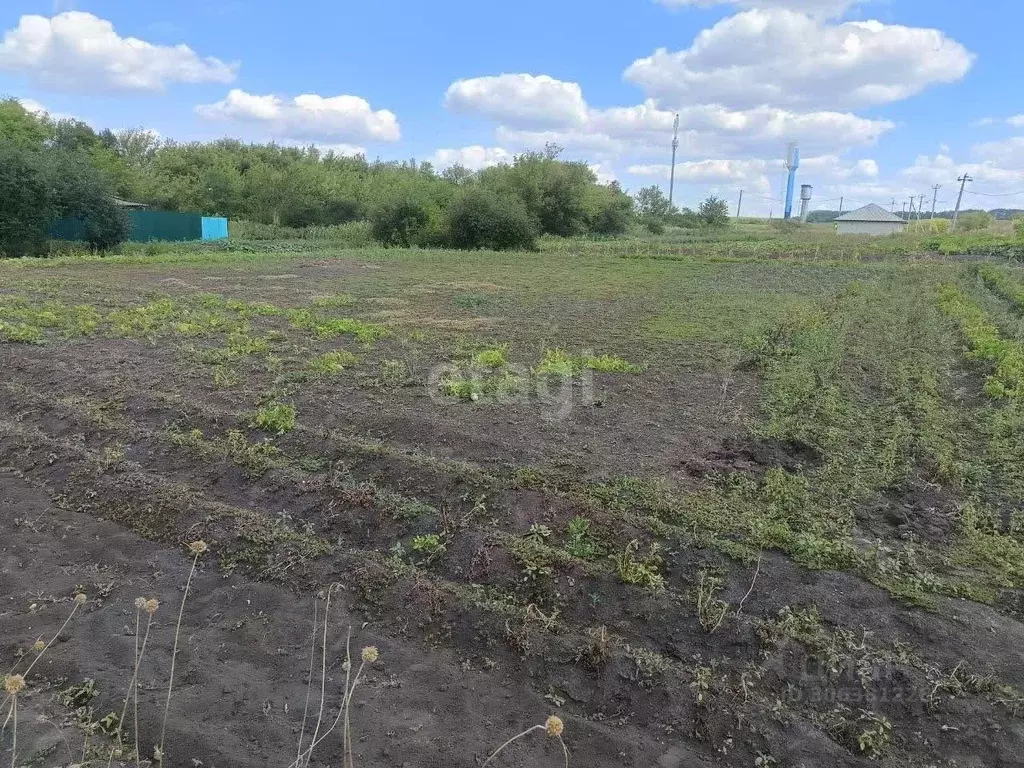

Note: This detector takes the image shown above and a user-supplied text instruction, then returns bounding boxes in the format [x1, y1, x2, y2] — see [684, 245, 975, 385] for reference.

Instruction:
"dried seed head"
[3, 675, 26, 695]
[361, 646, 379, 664]
[342, 660, 352, 672]
[144, 599, 159, 615]
[74, 593, 87, 605]
[188, 540, 209, 556]
[135, 597, 146, 610]
[545, 715, 564, 738]
[31, 639, 45, 653]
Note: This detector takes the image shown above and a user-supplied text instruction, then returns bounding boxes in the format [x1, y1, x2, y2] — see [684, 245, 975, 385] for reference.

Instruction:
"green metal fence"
[49, 211, 206, 243]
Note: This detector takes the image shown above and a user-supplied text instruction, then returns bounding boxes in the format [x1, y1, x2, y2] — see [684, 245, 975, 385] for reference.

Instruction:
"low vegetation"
[3, 214, 1024, 768]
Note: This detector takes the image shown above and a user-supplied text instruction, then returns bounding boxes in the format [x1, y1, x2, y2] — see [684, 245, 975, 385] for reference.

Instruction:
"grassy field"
[3, 232, 1024, 768]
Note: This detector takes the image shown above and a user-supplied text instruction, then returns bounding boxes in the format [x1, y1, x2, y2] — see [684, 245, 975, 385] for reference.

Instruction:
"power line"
[744, 191, 784, 203]
[964, 189, 1024, 198]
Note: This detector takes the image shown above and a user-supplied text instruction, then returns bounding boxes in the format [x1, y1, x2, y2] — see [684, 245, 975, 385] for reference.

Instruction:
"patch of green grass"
[439, 371, 522, 401]
[453, 293, 494, 310]
[287, 309, 389, 343]
[534, 349, 641, 377]
[472, 344, 509, 369]
[939, 283, 1024, 400]
[581, 354, 642, 373]
[167, 426, 283, 476]
[396, 500, 437, 522]
[251, 401, 297, 434]
[976, 263, 1024, 314]
[312, 294, 357, 309]
[308, 349, 358, 375]
[0, 321, 43, 343]
[534, 348, 577, 377]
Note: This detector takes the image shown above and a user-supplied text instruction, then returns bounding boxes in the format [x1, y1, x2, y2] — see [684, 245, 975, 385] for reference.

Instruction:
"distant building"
[113, 198, 150, 210]
[834, 204, 908, 236]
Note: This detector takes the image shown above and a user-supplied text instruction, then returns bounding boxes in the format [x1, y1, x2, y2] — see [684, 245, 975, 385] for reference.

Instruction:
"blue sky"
[2, 0, 1023, 214]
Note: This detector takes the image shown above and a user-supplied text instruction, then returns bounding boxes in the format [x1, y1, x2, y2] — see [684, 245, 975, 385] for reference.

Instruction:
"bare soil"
[2, 253, 1023, 768]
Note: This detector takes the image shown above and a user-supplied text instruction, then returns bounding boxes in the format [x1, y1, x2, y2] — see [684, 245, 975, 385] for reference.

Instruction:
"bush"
[698, 195, 730, 227]
[586, 184, 634, 235]
[642, 217, 666, 235]
[956, 211, 993, 232]
[443, 186, 537, 251]
[1014, 217, 1024, 239]
[669, 208, 701, 229]
[370, 196, 433, 247]
[478, 145, 593, 237]
[0, 143, 53, 257]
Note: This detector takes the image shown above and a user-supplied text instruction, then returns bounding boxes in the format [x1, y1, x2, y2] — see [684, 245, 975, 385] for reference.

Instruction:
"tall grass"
[230, 220, 374, 245]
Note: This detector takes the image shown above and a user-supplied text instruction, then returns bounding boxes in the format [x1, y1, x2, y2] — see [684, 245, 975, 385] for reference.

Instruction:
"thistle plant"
[2, 592, 85, 768]
[290, 587, 381, 768]
[106, 597, 159, 767]
[2, 675, 25, 768]
[481, 715, 570, 768]
[156, 541, 207, 764]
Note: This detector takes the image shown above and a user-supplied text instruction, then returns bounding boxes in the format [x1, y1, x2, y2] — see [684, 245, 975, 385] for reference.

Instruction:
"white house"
[834, 204, 908, 236]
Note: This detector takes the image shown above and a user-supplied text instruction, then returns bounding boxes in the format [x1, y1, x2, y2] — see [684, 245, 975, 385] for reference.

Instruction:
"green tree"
[0, 143, 53, 257]
[46, 151, 130, 250]
[480, 150, 594, 237]
[443, 186, 537, 250]
[698, 195, 730, 227]
[49, 118, 101, 154]
[634, 185, 673, 220]
[0, 99, 50, 150]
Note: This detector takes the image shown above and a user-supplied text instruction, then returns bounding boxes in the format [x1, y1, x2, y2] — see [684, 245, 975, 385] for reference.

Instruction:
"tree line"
[0, 98, 728, 257]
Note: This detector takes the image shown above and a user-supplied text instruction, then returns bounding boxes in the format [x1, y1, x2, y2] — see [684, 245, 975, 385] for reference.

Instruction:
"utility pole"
[952, 175, 972, 231]
[890, 198, 896, 212]
[838, 196, 844, 215]
[931, 185, 941, 219]
[908, 197, 916, 221]
[668, 113, 680, 206]
[736, 190, 743, 218]
[917, 194, 925, 222]
[902, 201, 907, 219]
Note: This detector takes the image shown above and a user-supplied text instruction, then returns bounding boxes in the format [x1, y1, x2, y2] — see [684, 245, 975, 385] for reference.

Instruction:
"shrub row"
[938, 284, 1024, 400]
[975, 264, 1024, 313]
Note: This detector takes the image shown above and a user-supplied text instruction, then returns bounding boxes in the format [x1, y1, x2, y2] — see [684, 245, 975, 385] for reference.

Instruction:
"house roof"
[113, 197, 149, 209]
[834, 203, 906, 223]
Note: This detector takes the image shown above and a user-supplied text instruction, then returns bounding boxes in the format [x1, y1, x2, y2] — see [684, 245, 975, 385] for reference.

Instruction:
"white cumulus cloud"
[625, 9, 973, 111]
[451, 76, 891, 160]
[196, 89, 400, 143]
[1007, 116, 1024, 128]
[430, 145, 514, 171]
[629, 158, 769, 183]
[0, 12, 236, 92]
[16, 97, 48, 115]
[444, 74, 588, 129]
[972, 137, 1024, 171]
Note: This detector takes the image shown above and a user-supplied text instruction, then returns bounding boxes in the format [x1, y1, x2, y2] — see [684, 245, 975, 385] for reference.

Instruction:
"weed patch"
[251, 402, 297, 434]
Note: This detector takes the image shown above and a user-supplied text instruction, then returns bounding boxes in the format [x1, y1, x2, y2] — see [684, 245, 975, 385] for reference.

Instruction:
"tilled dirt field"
[3, 249, 1024, 768]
